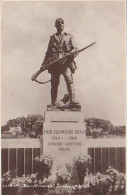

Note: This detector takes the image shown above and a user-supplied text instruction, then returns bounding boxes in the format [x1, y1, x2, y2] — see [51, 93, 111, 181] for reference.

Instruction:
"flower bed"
[2, 154, 126, 195]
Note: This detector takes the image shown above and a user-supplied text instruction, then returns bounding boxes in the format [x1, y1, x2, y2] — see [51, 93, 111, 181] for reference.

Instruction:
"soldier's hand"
[73, 49, 78, 57]
[70, 49, 78, 57]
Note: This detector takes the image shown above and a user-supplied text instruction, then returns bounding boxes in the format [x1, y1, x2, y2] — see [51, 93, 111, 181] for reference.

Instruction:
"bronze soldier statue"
[42, 18, 80, 109]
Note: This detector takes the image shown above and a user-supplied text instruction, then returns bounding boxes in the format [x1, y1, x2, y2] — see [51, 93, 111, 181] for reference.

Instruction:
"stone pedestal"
[43, 111, 86, 170]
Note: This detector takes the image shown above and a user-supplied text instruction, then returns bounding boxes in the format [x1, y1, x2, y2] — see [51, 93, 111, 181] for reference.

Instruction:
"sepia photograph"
[1, 1, 126, 195]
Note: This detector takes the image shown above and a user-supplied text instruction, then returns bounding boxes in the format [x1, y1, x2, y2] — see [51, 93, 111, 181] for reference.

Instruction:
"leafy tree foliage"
[85, 118, 125, 137]
[1, 114, 44, 137]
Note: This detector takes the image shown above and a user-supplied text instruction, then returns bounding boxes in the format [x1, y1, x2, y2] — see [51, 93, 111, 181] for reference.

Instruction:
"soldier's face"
[55, 20, 64, 31]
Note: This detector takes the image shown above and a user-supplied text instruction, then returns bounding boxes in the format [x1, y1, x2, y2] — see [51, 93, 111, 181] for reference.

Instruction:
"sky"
[1, 1, 125, 126]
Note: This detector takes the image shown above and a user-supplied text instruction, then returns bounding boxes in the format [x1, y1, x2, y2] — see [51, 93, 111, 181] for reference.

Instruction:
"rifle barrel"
[42, 42, 96, 70]
[32, 41, 96, 83]
[78, 42, 96, 53]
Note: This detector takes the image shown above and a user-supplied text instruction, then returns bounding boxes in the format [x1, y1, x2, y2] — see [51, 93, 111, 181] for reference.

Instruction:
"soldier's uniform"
[42, 31, 78, 106]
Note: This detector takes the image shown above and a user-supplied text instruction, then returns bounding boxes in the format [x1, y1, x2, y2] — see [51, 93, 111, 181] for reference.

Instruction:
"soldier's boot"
[61, 94, 70, 104]
[67, 82, 81, 109]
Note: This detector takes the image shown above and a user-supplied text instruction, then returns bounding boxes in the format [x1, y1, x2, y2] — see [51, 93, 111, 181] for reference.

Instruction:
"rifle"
[31, 42, 96, 84]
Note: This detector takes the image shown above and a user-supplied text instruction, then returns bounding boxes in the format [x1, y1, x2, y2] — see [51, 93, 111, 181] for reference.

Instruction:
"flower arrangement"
[56, 169, 71, 185]
[2, 170, 16, 186]
[84, 167, 126, 195]
[73, 154, 92, 184]
[73, 153, 92, 170]
[2, 156, 126, 195]
[84, 172, 112, 195]
[34, 154, 54, 179]
[20, 173, 39, 187]
[2, 154, 55, 195]
[106, 167, 125, 194]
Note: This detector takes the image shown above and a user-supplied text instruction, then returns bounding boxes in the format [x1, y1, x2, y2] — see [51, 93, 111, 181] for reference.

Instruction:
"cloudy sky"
[1, 1, 125, 125]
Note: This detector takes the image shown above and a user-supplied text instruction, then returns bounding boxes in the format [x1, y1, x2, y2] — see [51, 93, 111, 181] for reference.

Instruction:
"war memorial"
[1, 14, 126, 195]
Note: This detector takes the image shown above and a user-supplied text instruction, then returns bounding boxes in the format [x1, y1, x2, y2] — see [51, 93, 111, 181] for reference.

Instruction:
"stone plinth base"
[43, 111, 86, 169]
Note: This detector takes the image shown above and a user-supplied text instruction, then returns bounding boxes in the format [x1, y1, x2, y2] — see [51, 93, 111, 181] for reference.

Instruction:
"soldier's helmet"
[55, 18, 64, 26]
